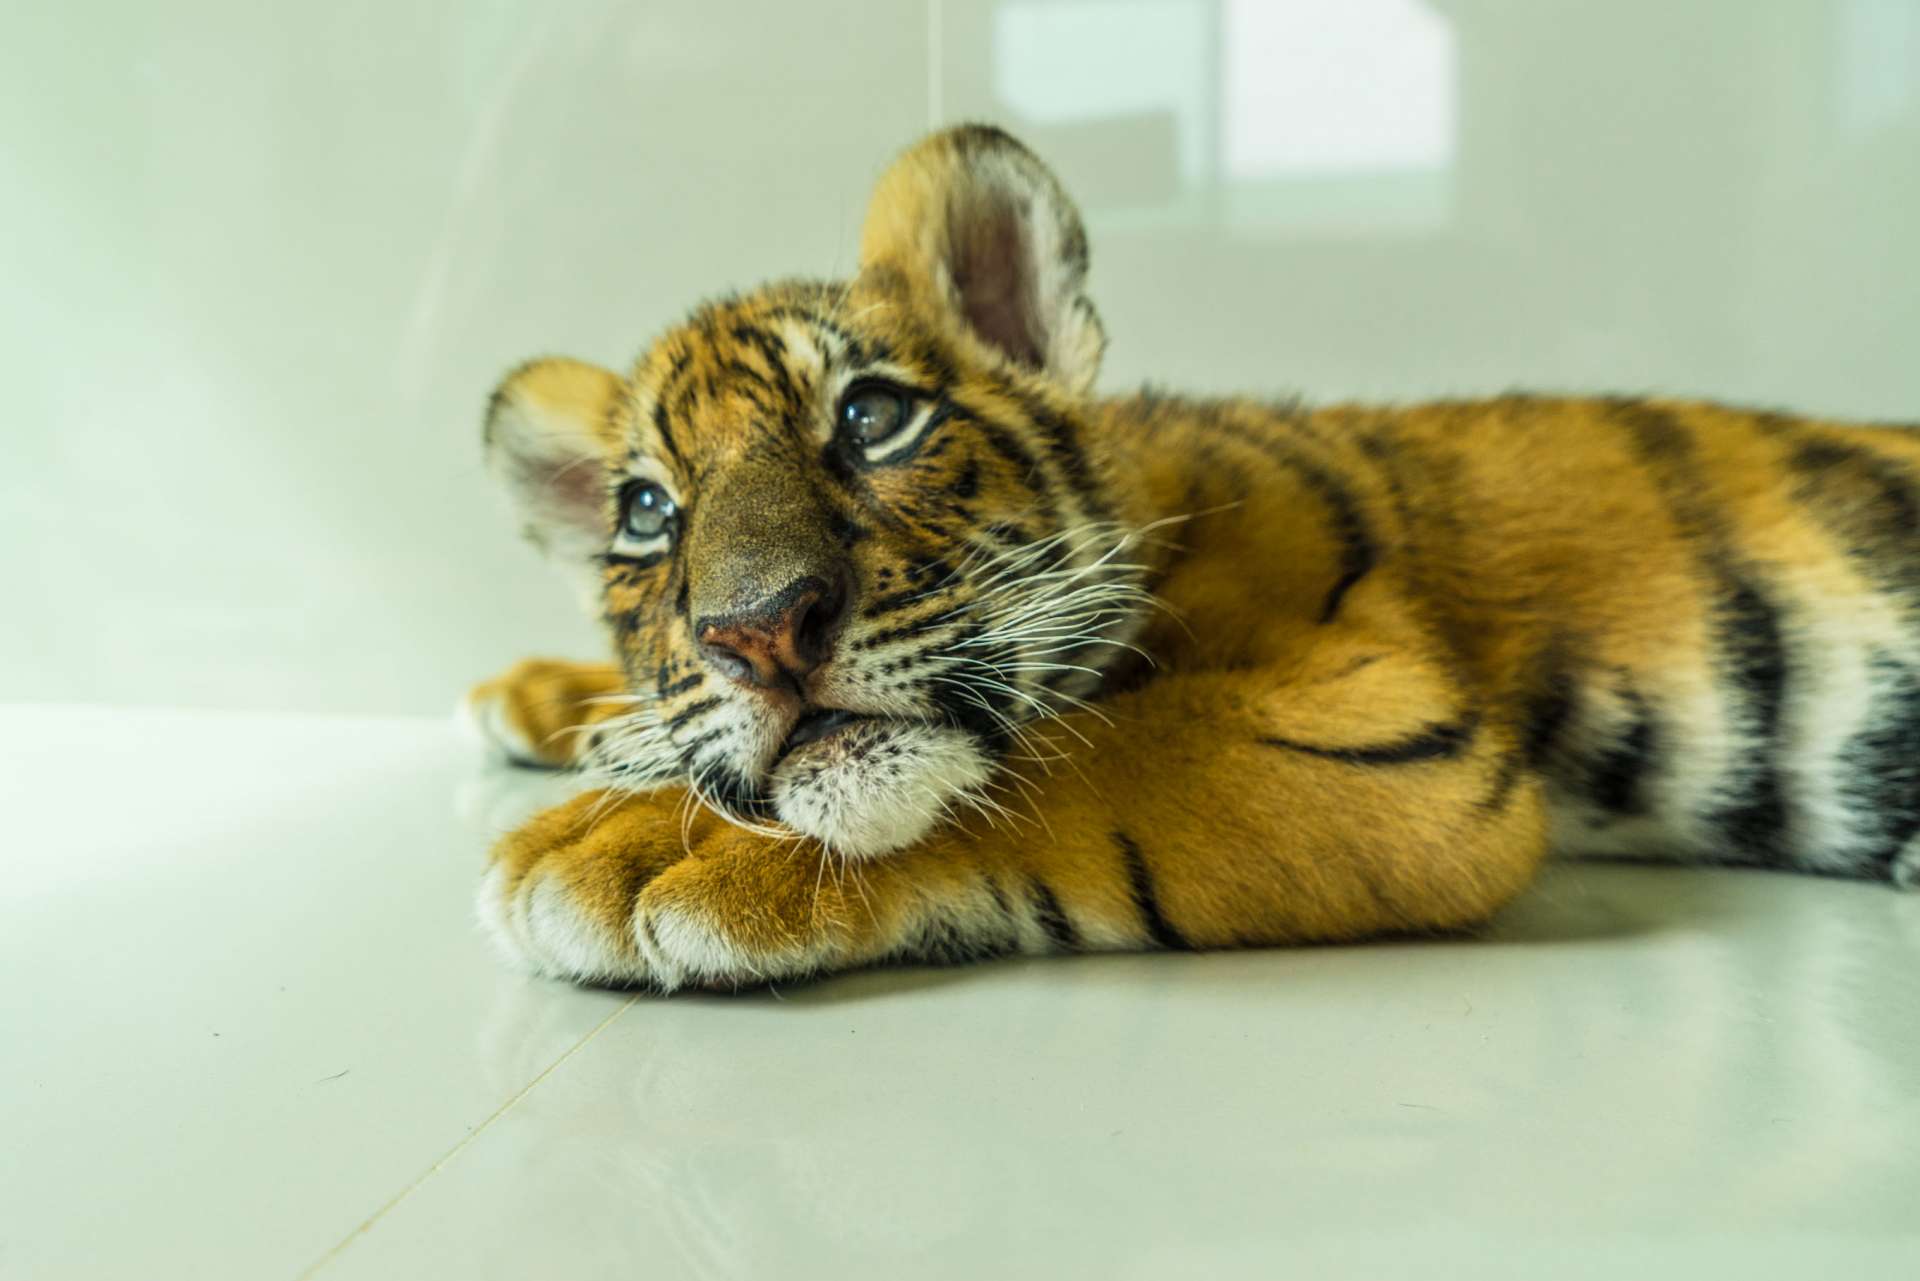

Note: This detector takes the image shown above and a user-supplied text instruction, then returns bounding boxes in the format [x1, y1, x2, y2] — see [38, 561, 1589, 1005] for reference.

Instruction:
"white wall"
[4, 0, 1916, 715]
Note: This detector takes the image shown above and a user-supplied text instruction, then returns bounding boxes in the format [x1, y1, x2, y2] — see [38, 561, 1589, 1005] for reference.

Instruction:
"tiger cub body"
[468, 126, 1919, 991]
[1197, 393, 1920, 883]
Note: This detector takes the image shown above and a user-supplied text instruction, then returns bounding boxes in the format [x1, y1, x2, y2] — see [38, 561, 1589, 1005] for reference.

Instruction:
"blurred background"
[4, 0, 1917, 717]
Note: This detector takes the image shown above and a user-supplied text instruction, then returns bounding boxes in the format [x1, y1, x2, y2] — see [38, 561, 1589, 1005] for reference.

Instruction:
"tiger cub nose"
[696, 572, 850, 690]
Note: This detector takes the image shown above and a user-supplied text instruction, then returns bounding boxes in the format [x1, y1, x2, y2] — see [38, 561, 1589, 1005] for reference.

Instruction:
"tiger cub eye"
[839, 384, 909, 445]
[621, 482, 677, 539]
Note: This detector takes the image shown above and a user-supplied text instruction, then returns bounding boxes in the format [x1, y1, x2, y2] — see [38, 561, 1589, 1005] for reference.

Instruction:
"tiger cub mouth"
[777, 707, 875, 763]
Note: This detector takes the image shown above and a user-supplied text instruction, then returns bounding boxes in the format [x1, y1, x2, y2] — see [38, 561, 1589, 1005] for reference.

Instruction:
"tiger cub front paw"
[477, 789, 684, 986]
[464, 657, 628, 768]
[478, 790, 881, 992]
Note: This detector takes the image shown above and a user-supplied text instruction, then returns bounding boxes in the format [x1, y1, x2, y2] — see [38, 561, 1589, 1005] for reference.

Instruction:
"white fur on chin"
[769, 719, 995, 859]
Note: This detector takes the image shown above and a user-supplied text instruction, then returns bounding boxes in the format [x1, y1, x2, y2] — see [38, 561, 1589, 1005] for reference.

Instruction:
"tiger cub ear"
[859, 125, 1106, 395]
[483, 357, 626, 566]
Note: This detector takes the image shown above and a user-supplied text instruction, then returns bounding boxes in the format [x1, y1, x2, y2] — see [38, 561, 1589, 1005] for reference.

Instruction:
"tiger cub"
[468, 125, 1920, 990]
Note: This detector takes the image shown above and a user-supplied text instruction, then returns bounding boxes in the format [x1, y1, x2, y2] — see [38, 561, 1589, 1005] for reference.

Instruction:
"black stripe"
[1791, 438, 1919, 533]
[720, 357, 771, 394]
[862, 587, 931, 620]
[657, 672, 705, 698]
[675, 727, 723, 757]
[1353, 425, 1473, 612]
[1011, 389, 1116, 524]
[1610, 399, 1794, 865]
[1310, 470, 1379, 622]
[650, 399, 684, 468]
[1200, 414, 1377, 623]
[1522, 675, 1577, 767]
[666, 695, 721, 730]
[818, 437, 859, 487]
[925, 397, 967, 434]
[906, 555, 956, 586]
[1260, 717, 1476, 766]
[1780, 435, 1920, 598]
[762, 303, 874, 365]
[1114, 831, 1192, 950]
[854, 620, 932, 650]
[1705, 580, 1792, 861]
[951, 457, 980, 500]
[653, 345, 696, 410]
[826, 507, 873, 548]
[972, 416, 1060, 526]
[1478, 656, 1577, 814]
[860, 400, 959, 471]
[1838, 654, 1920, 876]
[729, 323, 803, 407]
[601, 550, 665, 570]
[1028, 878, 1081, 952]
[669, 380, 701, 439]
[981, 877, 1036, 957]
[1587, 683, 1659, 815]
[903, 904, 1018, 965]
[636, 911, 663, 965]
[1478, 747, 1528, 815]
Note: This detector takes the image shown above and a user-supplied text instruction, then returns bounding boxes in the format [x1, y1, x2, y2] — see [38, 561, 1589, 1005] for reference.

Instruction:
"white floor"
[4, 704, 1918, 1279]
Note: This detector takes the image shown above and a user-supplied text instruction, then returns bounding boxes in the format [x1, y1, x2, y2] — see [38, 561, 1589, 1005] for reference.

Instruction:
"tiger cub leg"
[479, 648, 1554, 989]
[465, 657, 630, 768]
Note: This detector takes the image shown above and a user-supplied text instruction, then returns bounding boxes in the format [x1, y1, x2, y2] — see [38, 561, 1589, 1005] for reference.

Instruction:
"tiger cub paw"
[476, 789, 684, 986]
[478, 790, 876, 992]
[464, 658, 628, 769]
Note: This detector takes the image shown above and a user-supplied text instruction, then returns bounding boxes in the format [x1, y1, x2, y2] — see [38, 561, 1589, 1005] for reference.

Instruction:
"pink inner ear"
[524, 451, 609, 533]
[953, 200, 1044, 368]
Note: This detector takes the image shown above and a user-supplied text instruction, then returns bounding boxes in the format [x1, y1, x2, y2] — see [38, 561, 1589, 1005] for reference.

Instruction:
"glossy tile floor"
[5, 703, 1919, 1279]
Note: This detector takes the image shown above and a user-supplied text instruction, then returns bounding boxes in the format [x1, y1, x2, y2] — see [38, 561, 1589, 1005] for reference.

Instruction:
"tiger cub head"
[484, 126, 1154, 857]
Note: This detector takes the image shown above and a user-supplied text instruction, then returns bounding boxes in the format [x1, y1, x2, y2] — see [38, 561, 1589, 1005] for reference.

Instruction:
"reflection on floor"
[4, 705, 1917, 1278]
